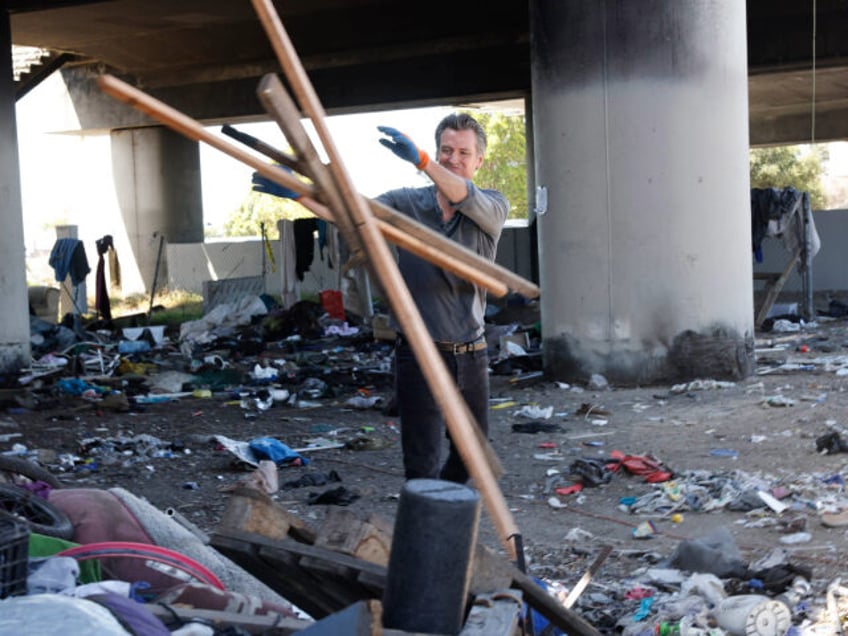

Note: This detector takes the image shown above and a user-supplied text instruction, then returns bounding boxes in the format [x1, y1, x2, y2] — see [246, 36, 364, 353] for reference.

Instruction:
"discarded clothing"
[49, 237, 90, 285]
[95, 235, 115, 321]
[248, 437, 309, 466]
[283, 471, 342, 489]
[512, 421, 563, 434]
[306, 486, 360, 506]
[816, 431, 848, 454]
[293, 218, 318, 281]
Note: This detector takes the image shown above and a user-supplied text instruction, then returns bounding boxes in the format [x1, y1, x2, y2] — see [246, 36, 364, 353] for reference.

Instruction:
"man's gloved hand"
[377, 126, 429, 170]
[251, 165, 303, 200]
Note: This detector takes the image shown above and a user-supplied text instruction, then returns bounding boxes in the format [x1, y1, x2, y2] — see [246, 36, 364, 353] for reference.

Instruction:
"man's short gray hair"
[434, 112, 487, 155]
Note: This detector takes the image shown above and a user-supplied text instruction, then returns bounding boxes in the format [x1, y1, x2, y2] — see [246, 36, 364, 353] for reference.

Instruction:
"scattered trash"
[513, 404, 554, 419]
[670, 379, 737, 394]
[632, 520, 657, 539]
[512, 421, 563, 434]
[710, 448, 739, 459]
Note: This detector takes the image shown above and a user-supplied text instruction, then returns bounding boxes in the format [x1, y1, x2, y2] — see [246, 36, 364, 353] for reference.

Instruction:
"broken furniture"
[28, 286, 60, 324]
[209, 486, 602, 635]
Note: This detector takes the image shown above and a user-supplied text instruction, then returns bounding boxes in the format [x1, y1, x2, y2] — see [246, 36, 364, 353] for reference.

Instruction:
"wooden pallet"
[208, 489, 601, 635]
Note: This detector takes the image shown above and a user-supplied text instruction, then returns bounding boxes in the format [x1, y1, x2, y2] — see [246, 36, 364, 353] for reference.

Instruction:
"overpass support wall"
[110, 126, 204, 293]
[530, 0, 754, 385]
[0, 11, 31, 374]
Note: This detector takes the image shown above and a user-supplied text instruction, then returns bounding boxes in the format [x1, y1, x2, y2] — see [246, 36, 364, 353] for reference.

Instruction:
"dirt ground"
[6, 303, 848, 633]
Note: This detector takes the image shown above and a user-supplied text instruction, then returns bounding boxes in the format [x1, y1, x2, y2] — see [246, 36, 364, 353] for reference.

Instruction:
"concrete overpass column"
[0, 11, 32, 373]
[530, 0, 754, 385]
[111, 126, 203, 292]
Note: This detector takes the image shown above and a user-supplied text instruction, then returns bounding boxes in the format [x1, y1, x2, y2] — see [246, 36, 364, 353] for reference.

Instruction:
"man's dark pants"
[394, 340, 490, 484]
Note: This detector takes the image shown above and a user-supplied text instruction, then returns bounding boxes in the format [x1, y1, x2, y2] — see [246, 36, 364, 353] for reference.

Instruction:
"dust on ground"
[6, 306, 848, 633]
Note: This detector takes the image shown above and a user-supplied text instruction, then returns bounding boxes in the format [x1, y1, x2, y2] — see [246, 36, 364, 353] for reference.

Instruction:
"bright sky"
[14, 72, 472, 257]
[199, 107, 453, 232]
[16, 71, 848, 254]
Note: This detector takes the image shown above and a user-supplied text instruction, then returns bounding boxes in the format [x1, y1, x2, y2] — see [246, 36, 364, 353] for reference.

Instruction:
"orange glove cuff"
[416, 151, 429, 171]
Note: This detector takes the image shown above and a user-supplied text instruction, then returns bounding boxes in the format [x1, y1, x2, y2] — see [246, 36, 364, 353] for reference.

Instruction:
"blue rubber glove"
[251, 165, 302, 200]
[377, 126, 429, 170]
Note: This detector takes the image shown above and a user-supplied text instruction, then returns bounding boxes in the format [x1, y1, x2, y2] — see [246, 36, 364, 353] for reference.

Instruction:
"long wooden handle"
[370, 199, 539, 300]
[253, 73, 511, 477]
[255, 73, 511, 300]
[96, 74, 511, 300]
[250, 0, 520, 559]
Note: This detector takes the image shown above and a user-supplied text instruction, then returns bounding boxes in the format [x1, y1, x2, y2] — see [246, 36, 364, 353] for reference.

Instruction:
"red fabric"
[319, 290, 344, 320]
[554, 484, 583, 496]
[606, 450, 672, 483]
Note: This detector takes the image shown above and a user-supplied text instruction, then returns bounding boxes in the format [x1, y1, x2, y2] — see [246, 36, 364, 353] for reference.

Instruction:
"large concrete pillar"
[531, 0, 754, 385]
[0, 12, 31, 373]
[110, 126, 203, 292]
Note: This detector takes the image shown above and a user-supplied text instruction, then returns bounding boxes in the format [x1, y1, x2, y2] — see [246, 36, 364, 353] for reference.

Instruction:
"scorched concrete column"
[530, 0, 754, 385]
[0, 11, 31, 373]
[111, 126, 203, 293]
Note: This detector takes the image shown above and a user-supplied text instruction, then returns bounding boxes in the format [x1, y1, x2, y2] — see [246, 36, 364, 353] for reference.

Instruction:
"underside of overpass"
[2, 1, 848, 384]
[7, 0, 848, 145]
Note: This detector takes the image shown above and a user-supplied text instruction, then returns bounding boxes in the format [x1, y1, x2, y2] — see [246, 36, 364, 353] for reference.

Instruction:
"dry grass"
[108, 287, 204, 325]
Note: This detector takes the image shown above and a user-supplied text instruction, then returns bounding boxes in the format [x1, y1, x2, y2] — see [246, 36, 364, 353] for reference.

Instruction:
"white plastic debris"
[514, 404, 554, 419]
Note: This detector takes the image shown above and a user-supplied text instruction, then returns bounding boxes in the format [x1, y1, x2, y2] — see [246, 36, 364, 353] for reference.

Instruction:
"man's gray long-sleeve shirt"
[376, 181, 509, 343]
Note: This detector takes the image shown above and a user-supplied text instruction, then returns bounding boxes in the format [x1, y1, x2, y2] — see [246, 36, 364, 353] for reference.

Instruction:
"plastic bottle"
[656, 622, 680, 635]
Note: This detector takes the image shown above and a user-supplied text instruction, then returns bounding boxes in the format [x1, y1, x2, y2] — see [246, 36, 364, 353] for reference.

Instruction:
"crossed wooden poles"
[97, 0, 540, 568]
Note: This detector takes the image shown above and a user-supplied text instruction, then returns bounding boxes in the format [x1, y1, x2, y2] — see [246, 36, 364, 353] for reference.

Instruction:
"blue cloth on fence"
[49, 238, 91, 285]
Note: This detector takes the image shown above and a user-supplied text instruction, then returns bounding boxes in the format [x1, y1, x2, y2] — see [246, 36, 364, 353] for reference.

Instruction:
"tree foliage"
[749, 145, 828, 210]
[221, 180, 314, 239]
[470, 111, 528, 220]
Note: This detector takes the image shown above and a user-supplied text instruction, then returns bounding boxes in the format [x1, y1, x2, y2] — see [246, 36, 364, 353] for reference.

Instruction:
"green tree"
[470, 111, 528, 220]
[222, 178, 314, 239]
[749, 145, 828, 210]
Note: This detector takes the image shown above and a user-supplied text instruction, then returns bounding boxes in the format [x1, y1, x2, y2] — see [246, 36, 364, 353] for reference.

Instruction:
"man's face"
[436, 128, 484, 180]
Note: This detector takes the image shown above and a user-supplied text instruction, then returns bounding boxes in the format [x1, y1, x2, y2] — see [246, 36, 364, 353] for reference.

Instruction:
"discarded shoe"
[568, 458, 612, 487]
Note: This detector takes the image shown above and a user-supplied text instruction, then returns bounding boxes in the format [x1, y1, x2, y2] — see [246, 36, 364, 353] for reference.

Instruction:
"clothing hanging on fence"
[750, 187, 820, 268]
[293, 218, 318, 281]
[108, 242, 122, 291]
[49, 238, 90, 286]
[95, 235, 115, 321]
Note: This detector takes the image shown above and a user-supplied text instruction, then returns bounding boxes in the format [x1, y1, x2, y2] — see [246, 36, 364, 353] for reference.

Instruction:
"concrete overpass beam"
[110, 126, 203, 293]
[0, 10, 31, 374]
[530, 0, 755, 385]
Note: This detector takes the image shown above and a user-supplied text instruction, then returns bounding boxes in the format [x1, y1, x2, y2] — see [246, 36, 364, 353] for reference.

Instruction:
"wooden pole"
[96, 74, 513, 300]
[256, 73, 505, 475]
[221, 121, 538, 300]
[250, 0, 521, 559]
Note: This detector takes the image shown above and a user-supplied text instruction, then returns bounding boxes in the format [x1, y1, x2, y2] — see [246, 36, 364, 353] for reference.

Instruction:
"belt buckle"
[452, 342, 464, 355]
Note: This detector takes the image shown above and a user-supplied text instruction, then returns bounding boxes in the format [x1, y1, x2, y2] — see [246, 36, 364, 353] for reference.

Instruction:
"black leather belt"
[397, 334, 487, 354]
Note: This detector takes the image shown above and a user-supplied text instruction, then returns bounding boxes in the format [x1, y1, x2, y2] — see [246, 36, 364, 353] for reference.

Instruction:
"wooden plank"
[94, 74, 532, 301]
[211, 526, 601, 636]
[509, 567, 602, 636]
[459, 591, 523, 636]
[312, 508, 392, 567]
[147, 604, 313, 635]
[755, 247, 802, 328]
[211, 531, 341, 619]
[250, 0, 521, 561]
[211, 528, 387, 618]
